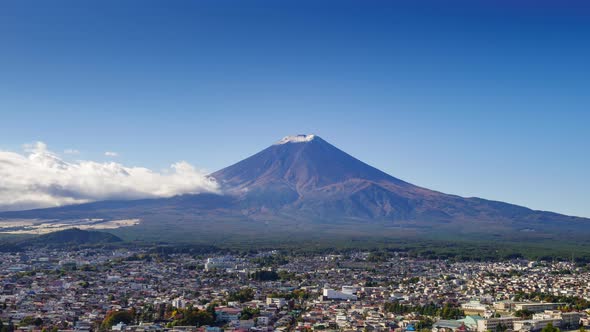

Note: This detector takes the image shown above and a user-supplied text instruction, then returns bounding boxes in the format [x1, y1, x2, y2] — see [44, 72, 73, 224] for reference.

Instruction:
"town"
[1, 248, 589, 332]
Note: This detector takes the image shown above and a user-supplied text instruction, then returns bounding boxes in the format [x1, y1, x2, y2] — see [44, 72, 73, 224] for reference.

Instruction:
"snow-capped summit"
[3, 134, 589, 244]
[275, 134, 316, 145]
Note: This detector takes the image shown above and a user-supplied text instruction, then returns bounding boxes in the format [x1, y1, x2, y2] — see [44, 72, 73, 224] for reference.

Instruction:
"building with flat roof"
[322, 288, 357, 301]
[513, 318, 562, 332]
[476, 317, 519, 332]
[513, 303, 565, 313]
[462, 301, 488, 316]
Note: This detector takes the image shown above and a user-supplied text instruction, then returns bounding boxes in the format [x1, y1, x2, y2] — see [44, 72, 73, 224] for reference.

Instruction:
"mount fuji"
[1, 134, 588, 243]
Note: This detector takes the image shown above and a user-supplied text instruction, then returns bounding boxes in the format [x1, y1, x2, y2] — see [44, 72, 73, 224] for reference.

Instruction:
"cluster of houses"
[433, 301, 585, 332]
[1, 249, 590, 332]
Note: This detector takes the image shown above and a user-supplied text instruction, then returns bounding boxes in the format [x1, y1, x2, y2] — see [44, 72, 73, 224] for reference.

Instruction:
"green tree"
[228, 288, 255, 303]
[169, 307, 215, 327]
[102, 310, 134, 329]
[515, 310, 534, 319]
[250, 270, 279, 281]
[33, 318, 43, 327]
[541, 323, 560, 332]
[18, 317, 30, 327]
[206, 303, 216, 319]
[240, 307, 260, 320]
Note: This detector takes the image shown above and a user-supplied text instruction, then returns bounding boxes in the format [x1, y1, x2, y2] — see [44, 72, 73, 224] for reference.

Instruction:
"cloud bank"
[0, 142, 219, 211]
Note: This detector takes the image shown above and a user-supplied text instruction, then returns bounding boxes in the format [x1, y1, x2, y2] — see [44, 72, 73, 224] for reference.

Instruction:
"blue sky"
[0, 1, 589, 216]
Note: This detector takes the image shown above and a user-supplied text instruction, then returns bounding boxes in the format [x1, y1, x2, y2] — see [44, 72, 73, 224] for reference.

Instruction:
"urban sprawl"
[1, 248, 589, 332]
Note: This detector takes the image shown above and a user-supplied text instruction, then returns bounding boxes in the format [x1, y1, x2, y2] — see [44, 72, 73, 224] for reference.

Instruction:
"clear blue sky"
[0, 1, 589, 217]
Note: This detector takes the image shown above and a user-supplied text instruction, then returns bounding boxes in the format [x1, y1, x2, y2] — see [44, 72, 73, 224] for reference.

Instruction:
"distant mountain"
[212, 134, 410, 211]
[31, 228, 122, 246]
[211, 135, 587, 227]
[0, 135, 588, 243]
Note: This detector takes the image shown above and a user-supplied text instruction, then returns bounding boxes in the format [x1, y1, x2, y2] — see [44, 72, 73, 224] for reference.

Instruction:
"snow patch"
[275, 134, 316, 145]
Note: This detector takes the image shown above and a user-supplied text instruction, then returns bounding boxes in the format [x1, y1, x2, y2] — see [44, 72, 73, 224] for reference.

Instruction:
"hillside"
[0, 135, 588, 244]
[30, 228, 122, 246]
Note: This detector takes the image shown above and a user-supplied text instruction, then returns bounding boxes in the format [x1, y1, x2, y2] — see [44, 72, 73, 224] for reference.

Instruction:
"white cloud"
[0, 142, 219, 211]
[64, 149, 80, 155]
[104, 151, 118, 157]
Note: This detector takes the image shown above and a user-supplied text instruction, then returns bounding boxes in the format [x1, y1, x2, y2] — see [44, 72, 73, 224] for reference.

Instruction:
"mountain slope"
[0, 134, 588, 242]
[211, 135, 587, 229]
[213, 135, 407, 192]
[211, 134, 416, 214]
[31, 228, 122, 246]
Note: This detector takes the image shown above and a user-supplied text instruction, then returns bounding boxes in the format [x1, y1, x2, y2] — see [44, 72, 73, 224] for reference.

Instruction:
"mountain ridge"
[0, 134, 588, 242]
[211, 135, 586, 226]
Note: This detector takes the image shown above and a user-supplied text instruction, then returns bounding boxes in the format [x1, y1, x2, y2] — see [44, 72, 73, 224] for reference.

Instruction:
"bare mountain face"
[211, 135, 586, 227]
[1, 134, 588, 241]
[212, 134, 413, 215]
